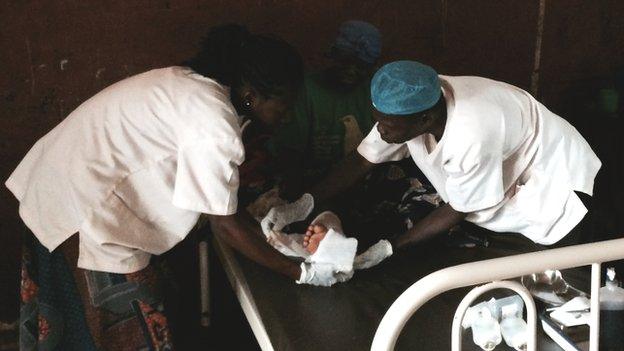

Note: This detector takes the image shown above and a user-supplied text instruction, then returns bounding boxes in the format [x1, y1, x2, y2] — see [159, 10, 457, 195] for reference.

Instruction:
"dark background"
[1, 0, 623, 340]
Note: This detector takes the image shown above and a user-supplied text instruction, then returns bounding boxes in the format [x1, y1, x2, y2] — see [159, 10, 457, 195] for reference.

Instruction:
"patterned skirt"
[19, 231, 176, 351]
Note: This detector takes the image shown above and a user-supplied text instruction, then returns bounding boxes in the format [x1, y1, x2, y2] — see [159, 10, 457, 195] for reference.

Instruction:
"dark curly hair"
[185, 24, 303, 100]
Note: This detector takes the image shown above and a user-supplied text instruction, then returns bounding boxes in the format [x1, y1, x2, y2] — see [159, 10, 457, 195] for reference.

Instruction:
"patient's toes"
[312, 224, 327, 235]
[305, 225, 315, 236]
[305, 231, 327, 254]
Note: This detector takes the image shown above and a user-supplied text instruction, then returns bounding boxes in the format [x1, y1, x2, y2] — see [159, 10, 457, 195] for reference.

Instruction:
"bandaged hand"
[296, 262, 353, 287]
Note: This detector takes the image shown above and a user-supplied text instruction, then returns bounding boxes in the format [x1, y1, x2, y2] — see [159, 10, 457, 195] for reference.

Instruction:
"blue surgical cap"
[332, 20, 382, 64]
[371, 60, 441, 115]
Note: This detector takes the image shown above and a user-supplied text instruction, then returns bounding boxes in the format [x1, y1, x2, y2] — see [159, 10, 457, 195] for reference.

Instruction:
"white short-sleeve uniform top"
[358, 76, 601, 245]
[6, 67, 245, 273]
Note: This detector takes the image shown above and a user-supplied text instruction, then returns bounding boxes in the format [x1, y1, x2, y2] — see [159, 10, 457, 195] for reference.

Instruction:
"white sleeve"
[357, 123, 409, 164]
[443, 139, 505, 213]
[172, 137, 245, 215]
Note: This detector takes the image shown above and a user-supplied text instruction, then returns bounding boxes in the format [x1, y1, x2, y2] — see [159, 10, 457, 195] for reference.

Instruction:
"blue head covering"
[332, 20, 382, 64]
[371, 60, 441, 115]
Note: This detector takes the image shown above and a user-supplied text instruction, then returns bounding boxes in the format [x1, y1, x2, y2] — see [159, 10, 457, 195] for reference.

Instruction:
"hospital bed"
[198, 230, 624, 350]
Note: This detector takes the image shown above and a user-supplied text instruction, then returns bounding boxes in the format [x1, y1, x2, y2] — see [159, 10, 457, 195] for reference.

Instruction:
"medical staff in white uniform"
[6, 25, 347, 350]
[311, 60, 601, 250]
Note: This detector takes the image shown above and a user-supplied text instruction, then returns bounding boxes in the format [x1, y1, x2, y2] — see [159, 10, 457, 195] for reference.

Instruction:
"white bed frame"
[371, 237, 624, 351]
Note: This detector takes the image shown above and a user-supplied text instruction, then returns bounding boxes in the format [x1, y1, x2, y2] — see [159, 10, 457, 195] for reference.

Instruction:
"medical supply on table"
[471, 307, 502, 350]
[549, 296, 591, 327]
[521, 270, 587, 306]
[463, 295, 527, 350]
[538, 284, 591, 350]
[539, 268, 624, 350]
[463, 295, 524, 328]
[540, 313, 589, 351]
[600, 268, 624, 309]
[463, 299, 495, 329]
[599, 267, 624, 350]
[500, 304, 528, 350]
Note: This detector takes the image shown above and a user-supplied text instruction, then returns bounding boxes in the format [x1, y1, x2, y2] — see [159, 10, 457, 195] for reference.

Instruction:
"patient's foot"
[303, 224, 328, 254]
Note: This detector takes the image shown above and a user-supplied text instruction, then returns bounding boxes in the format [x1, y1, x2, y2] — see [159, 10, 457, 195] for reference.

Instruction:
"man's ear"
[242, 90, 257, 107]
[239, 83, 260, 108]
[419, 111, 438, 130]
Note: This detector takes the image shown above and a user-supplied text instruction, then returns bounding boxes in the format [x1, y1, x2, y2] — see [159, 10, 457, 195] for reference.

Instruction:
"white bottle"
[463, 295, 525, 329]
[489, 295, 524, 321]
[500, 304, 528, 350]
[600, 268, 624, 310]
[599, 267, 624, 350]
[463, 299, 491, 329]
[471, 307, 502, 351]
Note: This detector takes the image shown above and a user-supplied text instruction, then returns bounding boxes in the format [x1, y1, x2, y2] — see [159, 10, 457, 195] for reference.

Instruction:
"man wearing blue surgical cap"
[309, 60, 601, 252]
[272, 20, 382, 199]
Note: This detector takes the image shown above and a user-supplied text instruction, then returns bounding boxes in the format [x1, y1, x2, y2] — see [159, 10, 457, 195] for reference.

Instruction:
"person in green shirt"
[272, 20, 382, 199]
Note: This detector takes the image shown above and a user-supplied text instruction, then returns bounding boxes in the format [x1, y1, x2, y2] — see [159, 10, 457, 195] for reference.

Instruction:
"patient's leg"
[303, 224, 328, 254]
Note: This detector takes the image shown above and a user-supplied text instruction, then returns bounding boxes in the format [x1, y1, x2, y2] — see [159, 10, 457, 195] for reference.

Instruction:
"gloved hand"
[296, 262, 353, 287]
[353, 239, 393, 270]
[335, 270, 354, 283]
[261, 193, 314, 235]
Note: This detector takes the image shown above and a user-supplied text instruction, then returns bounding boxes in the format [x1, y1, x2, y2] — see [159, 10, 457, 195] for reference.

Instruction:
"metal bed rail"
[371, 237, 624, 351]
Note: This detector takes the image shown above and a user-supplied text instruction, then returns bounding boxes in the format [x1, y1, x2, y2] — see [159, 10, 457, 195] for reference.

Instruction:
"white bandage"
[353, 239, 393, 270]
[246, 187, 286, 220]
[261, 193, 314, 235]
[258, 193, 393, 287]
[296, 262, 339, 287]
[308, 228, 358, 273]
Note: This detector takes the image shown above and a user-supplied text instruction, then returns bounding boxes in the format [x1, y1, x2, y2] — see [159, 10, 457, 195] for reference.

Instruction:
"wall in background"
[1, 0, 623, 319]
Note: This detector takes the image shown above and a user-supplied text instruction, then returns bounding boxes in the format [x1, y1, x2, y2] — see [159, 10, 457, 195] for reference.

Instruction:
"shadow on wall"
[554, 68, 624, 243]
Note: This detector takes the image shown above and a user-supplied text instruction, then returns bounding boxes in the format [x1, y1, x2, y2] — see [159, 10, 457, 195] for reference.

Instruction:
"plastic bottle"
[499, 304, 528, 350]
[462, 295, 524, 329]
[490, 295, 524, 321]
[471, 307, 502, 351]
[599, 267, 624, 350]
[463, 299, 491, 329]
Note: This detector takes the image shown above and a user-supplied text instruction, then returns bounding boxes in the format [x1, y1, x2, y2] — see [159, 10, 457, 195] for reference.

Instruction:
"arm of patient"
[392, 202, 468, 250]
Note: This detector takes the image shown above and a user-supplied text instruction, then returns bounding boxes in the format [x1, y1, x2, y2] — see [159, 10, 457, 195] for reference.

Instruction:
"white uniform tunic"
[358, 75, 601, 245]
[6, 67, 245, 273]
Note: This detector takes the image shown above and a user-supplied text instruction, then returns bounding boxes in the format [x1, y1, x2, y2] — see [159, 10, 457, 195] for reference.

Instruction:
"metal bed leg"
[589, 262, 601, 351]
[199, 240, 211, 327]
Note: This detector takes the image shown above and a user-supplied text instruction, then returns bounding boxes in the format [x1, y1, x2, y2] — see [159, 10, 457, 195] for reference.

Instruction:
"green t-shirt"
[272, 72, 374, 181]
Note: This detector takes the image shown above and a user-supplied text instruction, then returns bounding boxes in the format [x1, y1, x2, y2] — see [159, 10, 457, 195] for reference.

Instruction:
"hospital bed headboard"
[371, 237, 624, 351]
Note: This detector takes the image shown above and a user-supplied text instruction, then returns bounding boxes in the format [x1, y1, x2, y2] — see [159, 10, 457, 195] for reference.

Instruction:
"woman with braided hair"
[7, 24, 346, 350]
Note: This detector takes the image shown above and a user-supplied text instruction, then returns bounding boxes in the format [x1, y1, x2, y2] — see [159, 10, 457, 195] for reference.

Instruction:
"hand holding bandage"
[257, 194, 394, 287]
